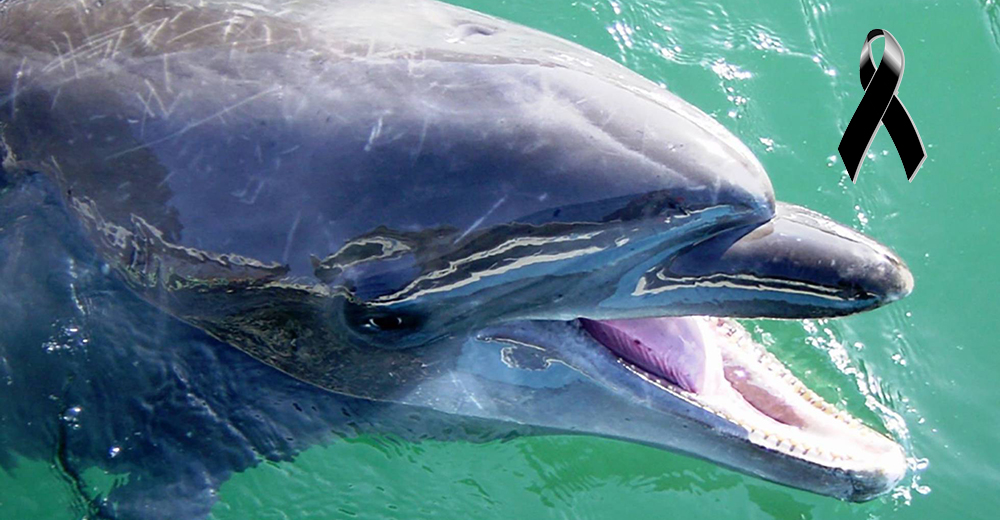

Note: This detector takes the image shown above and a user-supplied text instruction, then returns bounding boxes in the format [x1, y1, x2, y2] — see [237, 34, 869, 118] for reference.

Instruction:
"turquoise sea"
[2, 0, 998, 519]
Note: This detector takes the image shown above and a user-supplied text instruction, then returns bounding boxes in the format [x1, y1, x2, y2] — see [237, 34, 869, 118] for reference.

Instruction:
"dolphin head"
[0, 0, 912, 503]
[323, 201, 912, 502]
[326, 193, 913, 503]
[304, 47, 912, 501]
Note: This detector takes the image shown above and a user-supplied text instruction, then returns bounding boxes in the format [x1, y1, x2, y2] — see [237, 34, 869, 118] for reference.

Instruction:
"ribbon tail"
[881, 97, 926, 181]
[838, 62, 900, 182]
[838, 98, 887, 182]
[837, 121, 867, 183]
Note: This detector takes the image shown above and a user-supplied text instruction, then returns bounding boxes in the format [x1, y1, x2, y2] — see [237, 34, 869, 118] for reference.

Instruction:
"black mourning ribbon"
[838, 29, 926, 182]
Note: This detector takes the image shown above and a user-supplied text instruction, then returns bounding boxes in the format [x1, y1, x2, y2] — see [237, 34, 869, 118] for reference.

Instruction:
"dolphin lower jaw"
[595, 317, 906, 494]
[446, 316, 907, 502]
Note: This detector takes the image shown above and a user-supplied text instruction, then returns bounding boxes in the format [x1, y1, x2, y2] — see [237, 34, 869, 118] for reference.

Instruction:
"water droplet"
[710, 58, 752, 81]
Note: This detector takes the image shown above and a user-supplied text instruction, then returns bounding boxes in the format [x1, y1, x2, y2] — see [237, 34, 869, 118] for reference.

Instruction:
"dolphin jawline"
[525, 315, 907, 501]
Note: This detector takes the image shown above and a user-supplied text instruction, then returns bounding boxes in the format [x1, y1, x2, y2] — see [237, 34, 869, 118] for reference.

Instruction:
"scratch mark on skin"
[232, 177, 265, 204]
[6, 215, 26, 268]
[74, 0, 93, 41]
[247, 38, 293, 51]
[223, 16, 241, 41]
[290, 95, 309, 118]
[170, 6, 194, 26]
[135, 90, 155, 138]
[142, 79, 185, 119]
[78, 42, 106, 63]
[162, 54, 173, 93]
[49, 155, 67, 183]
[263, 24, 272, 46]
[456, 195, 507, 243]
[449, 374, 484, 410]
[169, 19, 234, 44]
[156, 170, 176, 190]
[131, 2, 159, 21]
[281, 211, 302, 265]
[83, 21, 134, 43]
[106, 86, 281, 160]
[137, 17, 170, 48]
[639, 115, 648, 155]
[214, 110, 229, 127]
[231, 17, 257, 42]
[109, 28, 126, 61]
[48, 40, 67, 73]
[364, 116, 384, 152]
[50, 87, 62, 111]
[76, 22, 135, 62]
[412, 116, 429, 163]
[232, 2, 272, 14]
[62, 32, 81, 79]
[9, 57, 26, 119]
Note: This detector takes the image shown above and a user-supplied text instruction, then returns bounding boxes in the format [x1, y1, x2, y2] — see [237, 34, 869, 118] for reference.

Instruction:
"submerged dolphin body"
[0, 0, 914, 516]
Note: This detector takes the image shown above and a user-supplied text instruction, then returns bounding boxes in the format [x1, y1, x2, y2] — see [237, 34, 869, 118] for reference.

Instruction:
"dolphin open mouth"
[577, 314, 907, 495]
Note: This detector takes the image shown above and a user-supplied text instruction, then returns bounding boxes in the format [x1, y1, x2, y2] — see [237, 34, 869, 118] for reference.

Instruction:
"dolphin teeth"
[601, 316, 900, 473]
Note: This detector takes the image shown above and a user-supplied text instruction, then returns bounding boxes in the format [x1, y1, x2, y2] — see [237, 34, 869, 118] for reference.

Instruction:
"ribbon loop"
[838, 29, 926, 182]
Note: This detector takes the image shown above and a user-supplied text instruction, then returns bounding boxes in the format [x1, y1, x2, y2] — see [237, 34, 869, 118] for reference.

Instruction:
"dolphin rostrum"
[0, 0, 914, 511]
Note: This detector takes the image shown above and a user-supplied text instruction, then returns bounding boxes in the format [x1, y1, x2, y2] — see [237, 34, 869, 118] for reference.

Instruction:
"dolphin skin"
[0, 0, 914, 516]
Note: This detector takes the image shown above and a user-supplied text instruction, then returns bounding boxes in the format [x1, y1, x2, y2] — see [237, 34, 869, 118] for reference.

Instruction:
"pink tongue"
[580, 317, 724, 394]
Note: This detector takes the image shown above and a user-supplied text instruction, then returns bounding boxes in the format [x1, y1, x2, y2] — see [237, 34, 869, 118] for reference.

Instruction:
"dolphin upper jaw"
[599, 202, 916, 320]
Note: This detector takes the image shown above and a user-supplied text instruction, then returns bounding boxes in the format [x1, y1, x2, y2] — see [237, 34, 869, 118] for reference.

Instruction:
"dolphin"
[0, 0, 914, 514]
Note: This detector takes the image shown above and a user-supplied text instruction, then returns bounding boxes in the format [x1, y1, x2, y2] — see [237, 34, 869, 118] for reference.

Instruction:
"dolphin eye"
[367, 316, 406, 331]
[344, 305, 424, 341]
[358, 312, 424, 334]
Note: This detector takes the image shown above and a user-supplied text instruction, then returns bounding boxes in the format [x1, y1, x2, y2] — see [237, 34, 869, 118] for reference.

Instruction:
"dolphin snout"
[877, 250, 914, 303]
[623, 202, 915, 319]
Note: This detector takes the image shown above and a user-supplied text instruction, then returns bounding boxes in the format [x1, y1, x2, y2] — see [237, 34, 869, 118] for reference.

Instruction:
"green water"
[3, 0, 999, 518]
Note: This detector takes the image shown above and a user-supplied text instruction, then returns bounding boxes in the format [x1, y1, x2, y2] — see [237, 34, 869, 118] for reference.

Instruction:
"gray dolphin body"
[0, 0, 913, 511]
